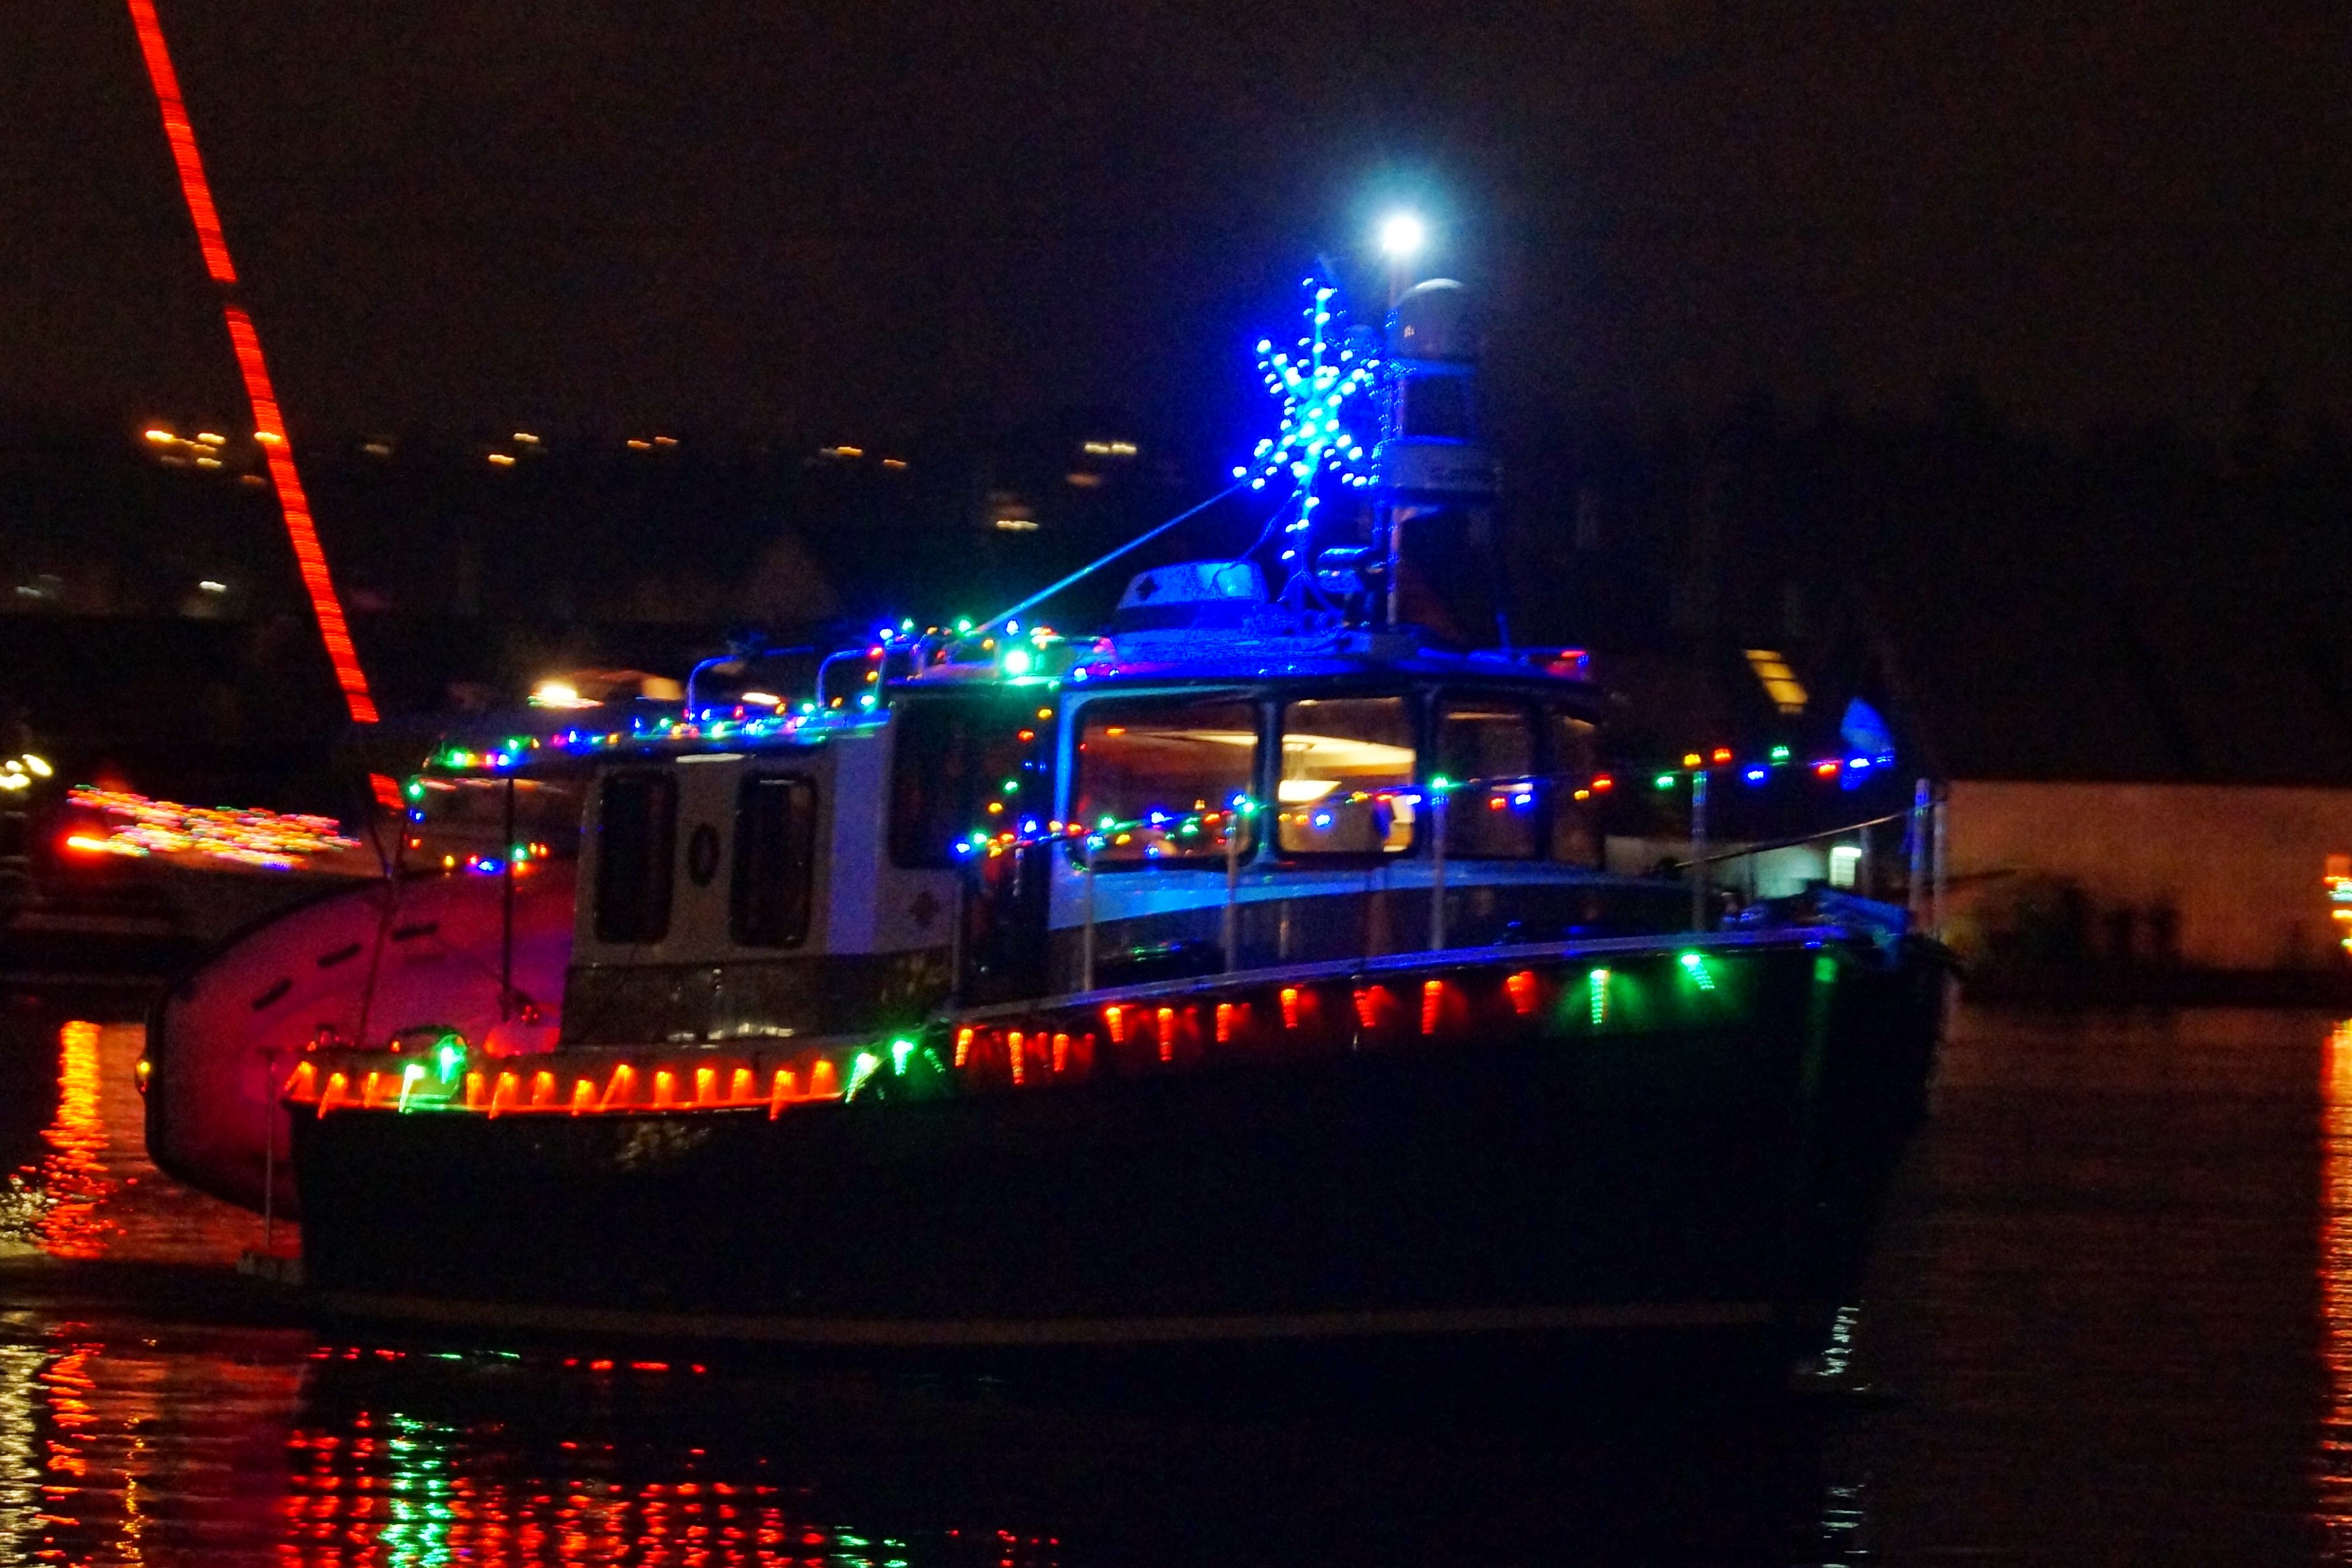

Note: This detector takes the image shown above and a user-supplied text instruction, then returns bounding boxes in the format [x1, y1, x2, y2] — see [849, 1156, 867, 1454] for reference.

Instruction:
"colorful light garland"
[948, 734, 1897, 863]
[415, 627, 1895, 878]
[1647, 742, 1897, 791]
[62, 785, 359, 870]
[285, 941, 1773, 1121]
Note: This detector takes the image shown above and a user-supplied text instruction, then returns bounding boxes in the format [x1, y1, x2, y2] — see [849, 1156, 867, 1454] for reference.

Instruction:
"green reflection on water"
[376, 1412, 457, 1568]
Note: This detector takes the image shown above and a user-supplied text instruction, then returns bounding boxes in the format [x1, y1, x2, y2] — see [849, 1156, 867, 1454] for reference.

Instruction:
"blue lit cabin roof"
[1061, 634, 1599, 696]
[417, 627, 1602, 774]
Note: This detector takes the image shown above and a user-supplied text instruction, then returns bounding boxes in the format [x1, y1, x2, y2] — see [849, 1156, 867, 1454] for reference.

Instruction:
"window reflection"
[889, 694, 1034, 867]
[1073, 697, 1257, 865]
[2325, 1019, 2352, 1551]
[593, 771, 676, 944]
[1435, 699, 1539, 859]
[730, 775, 816, 948]
[1277, 697, 1416, 856]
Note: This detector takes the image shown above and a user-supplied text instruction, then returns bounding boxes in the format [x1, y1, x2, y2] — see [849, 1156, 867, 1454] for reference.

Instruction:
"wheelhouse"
[562, 636, 1689, 1049]
[564, 719, 962, 1047]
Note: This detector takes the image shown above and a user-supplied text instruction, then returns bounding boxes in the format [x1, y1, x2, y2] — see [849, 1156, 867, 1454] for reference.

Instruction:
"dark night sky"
[5, 1, 2348, 453]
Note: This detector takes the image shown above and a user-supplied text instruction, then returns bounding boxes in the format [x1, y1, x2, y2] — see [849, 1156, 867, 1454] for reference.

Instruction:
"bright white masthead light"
[1378, 212, 1425, 258]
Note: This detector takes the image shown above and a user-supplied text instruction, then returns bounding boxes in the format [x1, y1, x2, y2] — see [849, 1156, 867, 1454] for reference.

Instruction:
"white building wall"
[1946, 781, 2352, 972]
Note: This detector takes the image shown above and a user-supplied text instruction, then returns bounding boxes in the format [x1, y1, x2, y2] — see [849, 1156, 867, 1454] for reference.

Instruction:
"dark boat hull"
[291, 936, 1943, 1349]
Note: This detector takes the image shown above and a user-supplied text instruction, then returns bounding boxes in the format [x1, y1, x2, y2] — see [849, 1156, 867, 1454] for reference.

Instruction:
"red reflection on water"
[0, 1325, 1061, 1568]
[277, 1403, 873, 1567]
[2, 1019, 276, 1267]
[2322, 1020, 2352, 1548]
[0, 1328, 308, 1565]
[28, 1021, 115, 1259]
[263, 1355, 1070, 1568]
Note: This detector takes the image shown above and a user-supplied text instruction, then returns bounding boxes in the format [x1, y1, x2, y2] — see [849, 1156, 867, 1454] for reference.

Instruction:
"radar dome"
[1387, 279, 1476, 361]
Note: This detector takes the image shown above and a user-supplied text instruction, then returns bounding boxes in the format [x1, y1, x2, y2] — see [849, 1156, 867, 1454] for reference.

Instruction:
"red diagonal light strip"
[223, 308, 377, 722]
[124, 0, 377, 723]
[124, 0, 235, 286]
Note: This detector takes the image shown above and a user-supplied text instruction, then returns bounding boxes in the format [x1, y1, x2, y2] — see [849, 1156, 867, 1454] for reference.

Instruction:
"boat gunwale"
[950, 922, 1857, 1026]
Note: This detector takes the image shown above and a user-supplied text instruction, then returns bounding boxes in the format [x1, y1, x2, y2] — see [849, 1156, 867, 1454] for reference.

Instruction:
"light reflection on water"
[0, 1018, 115, 1260]
[1, 1016, 278, 1266]
[3, 999, 2346, 1563]
[2321, 1021, 2352, 1554]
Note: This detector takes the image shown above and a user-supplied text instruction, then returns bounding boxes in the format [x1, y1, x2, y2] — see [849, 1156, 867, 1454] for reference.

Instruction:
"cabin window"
[1072, 696, 1258, 865]
[593, 770, 677, 944]
[1434, 698, 1540, 859]
[1276, 697, 1416, 856]
[731, 775, 817, 947]
[1549, 710, 1601, 867]
[889, 697, 1034, 868]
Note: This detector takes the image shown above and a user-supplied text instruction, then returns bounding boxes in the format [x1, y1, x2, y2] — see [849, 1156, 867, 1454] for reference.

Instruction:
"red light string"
[123, 0, 234, 286]
[123, 0, 378, 724]
[222, 308, 377, 721]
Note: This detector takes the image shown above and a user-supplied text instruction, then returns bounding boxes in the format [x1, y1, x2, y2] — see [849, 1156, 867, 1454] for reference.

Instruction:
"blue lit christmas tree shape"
[1231, 275, 1380, 567]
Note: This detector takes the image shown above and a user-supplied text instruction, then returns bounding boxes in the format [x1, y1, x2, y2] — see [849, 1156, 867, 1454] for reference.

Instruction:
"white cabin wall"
[571, 746, 842, 967]
[667, 753, 747, 955]
[822, 734, 884, 952]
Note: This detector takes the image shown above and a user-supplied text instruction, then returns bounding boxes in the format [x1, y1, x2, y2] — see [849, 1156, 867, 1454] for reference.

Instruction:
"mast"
[1372, 279, 1503, 641]
[122, 0, 379, 724]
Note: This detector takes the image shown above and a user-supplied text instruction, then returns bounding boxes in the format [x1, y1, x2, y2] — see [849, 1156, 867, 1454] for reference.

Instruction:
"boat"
[139, 727, 597, 1215]
[134, 673, 738, 1216]
[280, 265, 1949, 1357]
[0, 771, 382, 982]
[141, 859, 577, 1217]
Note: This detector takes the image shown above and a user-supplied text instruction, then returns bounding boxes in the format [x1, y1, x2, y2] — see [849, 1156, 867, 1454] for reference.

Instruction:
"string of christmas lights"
[949, 742, 1900, 862]
[64, 785, 359, 869]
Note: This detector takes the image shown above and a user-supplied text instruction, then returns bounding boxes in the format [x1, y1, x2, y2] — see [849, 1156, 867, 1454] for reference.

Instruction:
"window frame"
[1271, 691, 1422, 865]
[1430, 692, 1544, 862]
[887, 692, 1047, 870]
[1065, 688, 1264, 871]
[1543, 704, 1604, 868]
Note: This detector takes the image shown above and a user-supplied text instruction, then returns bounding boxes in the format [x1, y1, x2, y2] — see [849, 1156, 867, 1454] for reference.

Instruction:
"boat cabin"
[557, 566, 1689, 1050]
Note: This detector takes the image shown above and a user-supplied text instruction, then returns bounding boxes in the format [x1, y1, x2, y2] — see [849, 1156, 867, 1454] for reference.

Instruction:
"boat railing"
[976, 768, 1948, 990]
[1663, 781, 1948, 937]
[963, 921, 1859, 1025]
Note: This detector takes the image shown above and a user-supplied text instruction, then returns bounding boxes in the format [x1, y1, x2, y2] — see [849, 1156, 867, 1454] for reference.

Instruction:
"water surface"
[0, 994, 2340, 1563]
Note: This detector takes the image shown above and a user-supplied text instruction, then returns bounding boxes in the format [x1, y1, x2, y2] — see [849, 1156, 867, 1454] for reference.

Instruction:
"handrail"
[1664, 809, 1913, 871]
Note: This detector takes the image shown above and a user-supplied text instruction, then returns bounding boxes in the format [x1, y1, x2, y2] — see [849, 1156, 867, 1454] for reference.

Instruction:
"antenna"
[969, 481, 1245, 640]
[123, 0, 379, 724]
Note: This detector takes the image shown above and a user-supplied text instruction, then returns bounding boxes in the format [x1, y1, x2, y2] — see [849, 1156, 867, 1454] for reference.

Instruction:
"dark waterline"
[0, 991, 2338, 1564]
